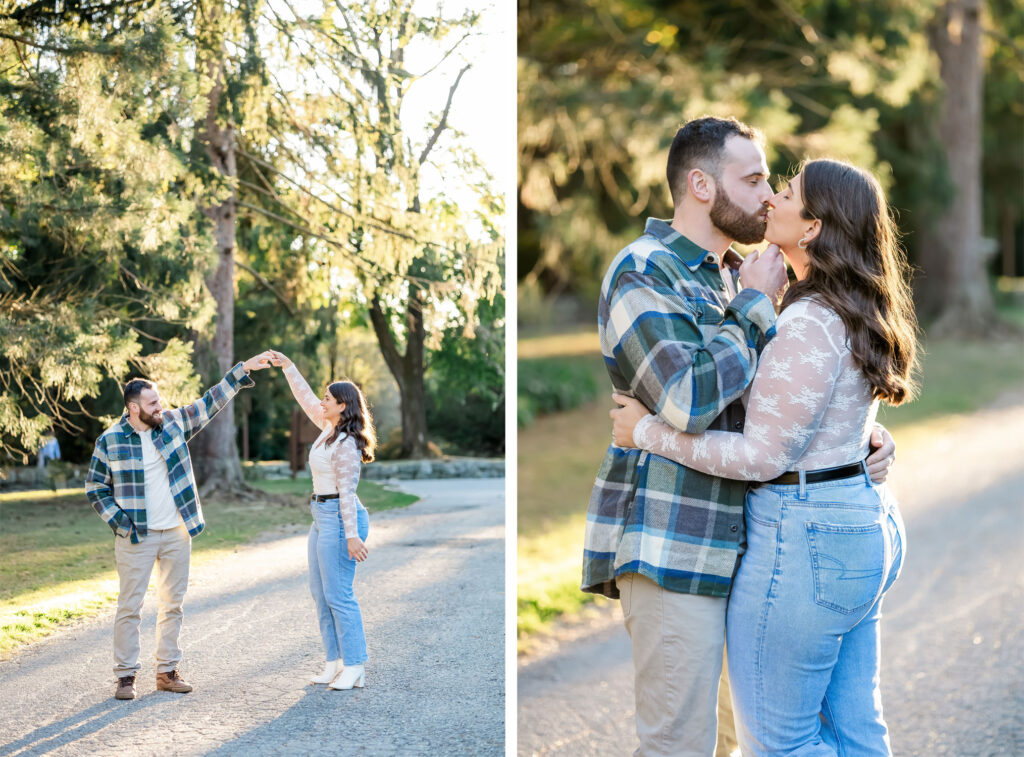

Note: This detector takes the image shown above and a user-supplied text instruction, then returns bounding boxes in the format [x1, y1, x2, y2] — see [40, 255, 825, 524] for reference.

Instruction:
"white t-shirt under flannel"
[139, 429, 183, 530]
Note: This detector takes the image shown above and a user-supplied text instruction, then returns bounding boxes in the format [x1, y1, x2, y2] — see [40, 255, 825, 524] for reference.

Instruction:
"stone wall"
[0, 464, 88, 490]
[0, 457, 505, 490]
[249, 458, 505, 481]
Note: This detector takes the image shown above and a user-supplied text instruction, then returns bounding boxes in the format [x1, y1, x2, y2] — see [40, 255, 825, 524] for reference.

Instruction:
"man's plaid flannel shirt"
[582, 219, 778, 599]
[85, 363, 255, 543]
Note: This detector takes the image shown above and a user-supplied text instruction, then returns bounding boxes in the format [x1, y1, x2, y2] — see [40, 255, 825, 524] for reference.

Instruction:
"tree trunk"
[925, 0, 995, 335]
[191, 23, 247, 496]
[368, 287, 430, 458]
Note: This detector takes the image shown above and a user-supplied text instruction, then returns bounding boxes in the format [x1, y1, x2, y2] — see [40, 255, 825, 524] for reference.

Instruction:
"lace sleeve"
[329, 436, 361, 537]
[632, 301, 845, 480]
[283, 364, 328, 430]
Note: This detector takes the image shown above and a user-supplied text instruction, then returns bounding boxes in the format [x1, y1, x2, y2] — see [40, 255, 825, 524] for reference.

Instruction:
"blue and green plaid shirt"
[582, 219, 778, 599]
[85, 363, 254, 543]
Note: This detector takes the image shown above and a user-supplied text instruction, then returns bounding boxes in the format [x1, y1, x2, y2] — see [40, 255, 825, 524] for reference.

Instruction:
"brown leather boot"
[156, 669, 193, 693]
[115, 674, 136, 700]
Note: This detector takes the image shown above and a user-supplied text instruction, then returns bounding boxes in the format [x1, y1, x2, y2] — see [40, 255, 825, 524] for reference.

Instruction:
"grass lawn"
[0, 478, 417, 655]
[517, 331, 1024, 647]
[250, 476, 418, 511]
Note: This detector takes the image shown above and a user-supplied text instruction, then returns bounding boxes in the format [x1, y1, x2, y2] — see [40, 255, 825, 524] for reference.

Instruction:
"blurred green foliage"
[425, 293, 506, 455]
[518, 0, 1024, 318]
[518, 354, 606, 426]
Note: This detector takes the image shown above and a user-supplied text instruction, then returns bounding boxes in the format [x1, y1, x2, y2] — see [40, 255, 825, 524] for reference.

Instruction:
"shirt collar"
[118, 414, 159, 438]
[644, 218, 742, 272]
[117, 414, 136, 438]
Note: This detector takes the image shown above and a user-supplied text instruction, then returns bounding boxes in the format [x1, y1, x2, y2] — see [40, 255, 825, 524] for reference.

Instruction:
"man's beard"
[710, 185, 767, 244]
[138, 408, 162, 429]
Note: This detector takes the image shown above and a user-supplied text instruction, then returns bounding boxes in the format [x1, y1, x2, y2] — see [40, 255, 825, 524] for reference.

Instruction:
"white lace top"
[283, 364, 362, 536]
[633, 298, 878, 480]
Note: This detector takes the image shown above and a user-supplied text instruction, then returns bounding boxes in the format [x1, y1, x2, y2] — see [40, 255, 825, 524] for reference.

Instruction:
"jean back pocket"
[805, 522, 885, 615]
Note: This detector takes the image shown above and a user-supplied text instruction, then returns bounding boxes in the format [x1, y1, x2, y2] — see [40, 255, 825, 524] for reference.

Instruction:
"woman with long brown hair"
[611, 159, 918, 755]
[268, 349, 377, 691]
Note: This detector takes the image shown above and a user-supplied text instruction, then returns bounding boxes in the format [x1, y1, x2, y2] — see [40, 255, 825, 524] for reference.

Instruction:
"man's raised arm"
[162, 352, 273, 441]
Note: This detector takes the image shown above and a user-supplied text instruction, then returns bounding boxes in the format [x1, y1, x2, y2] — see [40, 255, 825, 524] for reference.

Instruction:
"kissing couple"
[583, 116, 917, 756]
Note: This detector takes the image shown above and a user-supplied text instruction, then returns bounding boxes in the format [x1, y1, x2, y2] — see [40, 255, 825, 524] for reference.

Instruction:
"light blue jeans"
[727, 467, 905, 756]
[308, 498, 370, 665]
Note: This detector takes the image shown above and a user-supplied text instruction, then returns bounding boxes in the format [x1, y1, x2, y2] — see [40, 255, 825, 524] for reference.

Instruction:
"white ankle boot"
[328, 663, 365, 690]
[310, 659, 342, 684]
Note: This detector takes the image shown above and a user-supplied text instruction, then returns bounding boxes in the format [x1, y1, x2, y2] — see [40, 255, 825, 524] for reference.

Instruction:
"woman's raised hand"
[267, 350, 293, 369]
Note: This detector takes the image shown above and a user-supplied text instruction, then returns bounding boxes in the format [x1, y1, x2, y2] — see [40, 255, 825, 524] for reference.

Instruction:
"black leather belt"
[312, 493, 339, 502]
[766, 461, 865, 486]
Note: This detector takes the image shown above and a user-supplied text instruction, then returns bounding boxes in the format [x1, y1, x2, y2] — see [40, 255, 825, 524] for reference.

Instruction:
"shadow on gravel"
[202, 688, 356, 757]
[0, 696, 164, 756]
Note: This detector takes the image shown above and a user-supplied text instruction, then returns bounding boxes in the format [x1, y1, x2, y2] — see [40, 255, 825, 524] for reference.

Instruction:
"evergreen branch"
[129, 325, 171, 345]
[235, 148, 499, 267]
[232, 258, 296, 316]
[8, 35, 41, 89]
[0, 31, 110, 55]
[236, 172, 427, 251]
[334, 2, 366, 57]
[272, 0, 374, 73]
[234, 199, 426, 286]
[982, 26, 1024, 65]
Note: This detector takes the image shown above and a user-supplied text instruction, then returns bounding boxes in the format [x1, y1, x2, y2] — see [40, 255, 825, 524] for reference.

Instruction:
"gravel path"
[518, 396, 1024, 756]
[0, 478, 505, 756]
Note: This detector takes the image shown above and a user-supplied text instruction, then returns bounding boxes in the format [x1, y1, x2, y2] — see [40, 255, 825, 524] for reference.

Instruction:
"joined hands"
[242, 351, 276, 372]
[242, 350, 293, 372]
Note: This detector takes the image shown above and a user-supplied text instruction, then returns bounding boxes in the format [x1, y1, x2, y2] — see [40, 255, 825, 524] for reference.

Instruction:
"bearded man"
[86, 353, 273, 700]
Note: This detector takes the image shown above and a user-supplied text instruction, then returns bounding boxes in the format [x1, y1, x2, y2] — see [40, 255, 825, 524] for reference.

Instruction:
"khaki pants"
[113, 525, 191, 676]
[620, 572, 736, 757]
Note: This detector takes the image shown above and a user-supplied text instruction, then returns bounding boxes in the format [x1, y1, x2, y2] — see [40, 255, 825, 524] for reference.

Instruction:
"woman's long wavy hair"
[325, 380, 377, 463]
[782, 159, 919, 405]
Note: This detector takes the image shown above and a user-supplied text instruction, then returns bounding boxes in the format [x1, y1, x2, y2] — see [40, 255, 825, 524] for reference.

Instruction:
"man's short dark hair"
[123, 379, 155, 410]
[666, 116, 762, 205]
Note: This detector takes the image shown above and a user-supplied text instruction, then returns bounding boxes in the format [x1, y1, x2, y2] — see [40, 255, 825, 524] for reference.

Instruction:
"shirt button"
[730, 525, 739, 533]
[733, 421, 743, 430]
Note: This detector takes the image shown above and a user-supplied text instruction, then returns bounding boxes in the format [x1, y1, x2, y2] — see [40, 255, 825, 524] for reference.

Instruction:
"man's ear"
[687, 168, 715, 203]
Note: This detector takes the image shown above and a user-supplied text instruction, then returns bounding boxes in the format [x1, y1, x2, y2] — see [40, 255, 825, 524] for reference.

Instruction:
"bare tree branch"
[418, 63, 470, 166]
